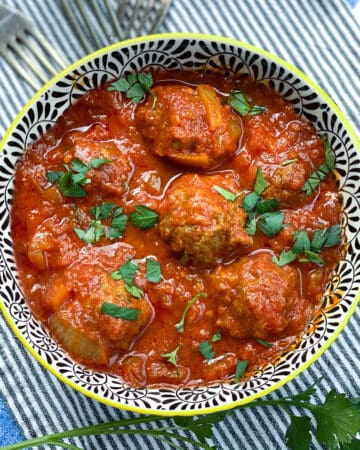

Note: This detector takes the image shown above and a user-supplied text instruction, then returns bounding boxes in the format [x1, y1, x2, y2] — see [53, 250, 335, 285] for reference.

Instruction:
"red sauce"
[11, 70, 342, 387]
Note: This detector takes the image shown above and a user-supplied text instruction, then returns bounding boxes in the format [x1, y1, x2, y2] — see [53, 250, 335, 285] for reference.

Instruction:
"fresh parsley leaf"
[302, 139, 335, 195]
[258, 211, 284, 237]
[323, 224, 341, 248]
[286, 416, 312, 450]
[125, 283, 143, 299]
[58, 170, 87, 197]
[145, 258, 161, 283]
[271, 249, 297, 267]
[234, 360, 248, 382]
[211, 331, 221, 343]
[281, 158, 298, 167]
[74, 219, 104, 244]
[242, 191, 261, 212]
[292, 231, 311, 255]
[312, 390, 360, 449]
[198, 341, 215, 361]
[111, 260, 139, 285]
[108, 72, 155, 104]
[90, 203, 115, 220]
[100, 302, 140, 321]
[245, 211, 257, 236]
[213, 185, 239, 202]
[303, 250, 324, 265]
[228, 91, 267, 117]
[253, 167, 268, 195]
[110, 213, 128, 232]
[256, 198, 280, 214]
[254, 337, 273, 348]
[311, 229, 329, 252]
[175, 292, 207, 333]
[130, 205, 159, 229]
[161, 344, 182, 375]
[46, 171, 63, 183]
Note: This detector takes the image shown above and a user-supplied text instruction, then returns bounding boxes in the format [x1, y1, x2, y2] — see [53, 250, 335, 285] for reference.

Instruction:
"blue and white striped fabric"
[0, 1, 359, 449]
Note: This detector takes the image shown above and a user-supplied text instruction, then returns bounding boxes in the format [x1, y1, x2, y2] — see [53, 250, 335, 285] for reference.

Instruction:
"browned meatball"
[136, 84, 242, 169]
[210, 253, 311, 340]
[48, 265, 152, 365]
[159, 174, 252, 266]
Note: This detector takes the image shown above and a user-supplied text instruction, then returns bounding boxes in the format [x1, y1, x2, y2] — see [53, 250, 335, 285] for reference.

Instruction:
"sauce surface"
[11, 70, 341, 387]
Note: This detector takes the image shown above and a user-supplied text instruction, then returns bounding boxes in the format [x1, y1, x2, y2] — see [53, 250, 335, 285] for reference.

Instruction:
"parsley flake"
[108, 72, 156, 105]
[253, 167, 268, 195]
[228, 91, 267, 117]
[271, 249, 297, 267]
[161, 344, 182, 376]
[100, 302, 140, 321]
[213, 185, 240, 202]
[254, 337, 273, 348]
[130, 205, 159, 229]
[111, 260, 139, 285]
[175, 292, 207, 333]
[234, 360, 248, 382]
[145, 258, 161, 283]
[258, 211, 284, 238]
[198, 341, 215, 361]
[211, 331, 222, 343]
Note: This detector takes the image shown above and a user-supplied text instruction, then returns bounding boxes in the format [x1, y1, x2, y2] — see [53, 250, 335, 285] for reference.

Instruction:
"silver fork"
[60, 0, 172, 56]
[0, 4, 67, 90]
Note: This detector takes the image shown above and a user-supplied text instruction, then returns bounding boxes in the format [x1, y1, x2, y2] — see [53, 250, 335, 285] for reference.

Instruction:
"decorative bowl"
[0, 33, 359, 416]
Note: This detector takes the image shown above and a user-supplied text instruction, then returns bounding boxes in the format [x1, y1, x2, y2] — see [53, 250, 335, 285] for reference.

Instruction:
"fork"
[60, 0, 172, 56]
[0, 4, 67, 91]
[0, 1, 171, 92]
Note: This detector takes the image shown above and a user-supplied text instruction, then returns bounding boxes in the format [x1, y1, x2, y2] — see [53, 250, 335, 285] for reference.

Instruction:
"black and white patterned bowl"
[0, 33, 359, 416]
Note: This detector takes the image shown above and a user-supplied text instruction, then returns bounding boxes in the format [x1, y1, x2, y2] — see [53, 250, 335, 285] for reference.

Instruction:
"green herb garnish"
[242, 191, 261, 212]
[280, 158, 298, 167]
[234, 360, 248, 382]
[228, 91, 267, 117]
[254, 337, 273, 348]
[258, 211, 285, 238]
[271, 249, 297, 267]
[145, 258, 161, 283]
[4, 381, 360, 450]
[302, 139, 335, 195]
[74, 204, 127, 244]
[211, 331, 222, 343]
[130, 205, 159, 229]
[175, 292, 207, 333]
[47, 158, 110, 197]
[108, 72, 156, 105]
[111, 260, 143, 298]
[100, 302, 140, 321]
[198, 341, 215, 361]
[253, 167, 268, 195]
[161, 344, 182, 376]
[292, 230, 311, 255]
[255, 199, 280, 214]
[213, 185, 240, 202]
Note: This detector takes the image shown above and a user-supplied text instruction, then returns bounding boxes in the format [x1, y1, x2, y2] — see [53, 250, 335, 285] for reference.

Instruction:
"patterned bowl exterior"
[0, 34, 359, 415]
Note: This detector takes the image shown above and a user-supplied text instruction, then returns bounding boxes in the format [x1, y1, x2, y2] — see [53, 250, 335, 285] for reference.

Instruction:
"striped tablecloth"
[0, 1, 359, 448]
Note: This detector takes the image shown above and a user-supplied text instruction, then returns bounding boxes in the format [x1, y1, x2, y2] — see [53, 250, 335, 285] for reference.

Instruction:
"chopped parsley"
[100, 302, 140, 321]
[130, 205, 159, 229]
[74, 203, 127, 244]
[111, 260, 143, 299]
[234, 360, 248, 382]
[198, 341, 215, 361]
[47, 157, 110, 197]
[145, 258, 161, 283]
[242, 168, 284, 238]
[272, 225, 341, 267]
[302, 139, 335, 195]
[213, 185, 240, 202]
[175, 292, 207, 333]
[281, 158, 298, 167]
[228, 91, 267, 116]
[108, 72, 156, 105]
[161, 344, 182, 376]
[254, 337, 273, 348]
[211, 331, 222, 343]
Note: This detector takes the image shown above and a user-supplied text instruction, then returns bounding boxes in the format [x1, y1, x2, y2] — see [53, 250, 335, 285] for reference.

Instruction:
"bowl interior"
[0, 34, 359, 415]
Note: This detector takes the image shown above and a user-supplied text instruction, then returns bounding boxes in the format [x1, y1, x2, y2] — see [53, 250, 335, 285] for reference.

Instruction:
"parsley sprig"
[47, 157, 110, 197]
[161, 344, 182, 376]
[272, 225, 341, 267]
[302, 139, 335, 195]
[111, 260, 143, 298]
[74, 203, 127, 244]
[108, 72, 157, 106]
[4, 381, 359, 450]
[130, 205, 159, 229]
[175, 292, 207, 333]
[228, 91, 267, 116]
[243, 168, 284, 238]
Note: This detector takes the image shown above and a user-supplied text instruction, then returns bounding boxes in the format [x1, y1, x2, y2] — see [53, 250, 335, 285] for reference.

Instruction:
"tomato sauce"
[11, 70, 342, 387]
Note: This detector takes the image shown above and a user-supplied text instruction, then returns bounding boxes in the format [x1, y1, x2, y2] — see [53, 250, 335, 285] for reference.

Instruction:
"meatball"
[159, 174, 252, 266]
[136, 84, 242, 169]
[210, 253, 311, 340]
[48, 265, 152, 365]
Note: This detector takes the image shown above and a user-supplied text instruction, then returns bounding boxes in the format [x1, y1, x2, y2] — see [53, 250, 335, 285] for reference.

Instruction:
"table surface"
[0, 1, 359, 449]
